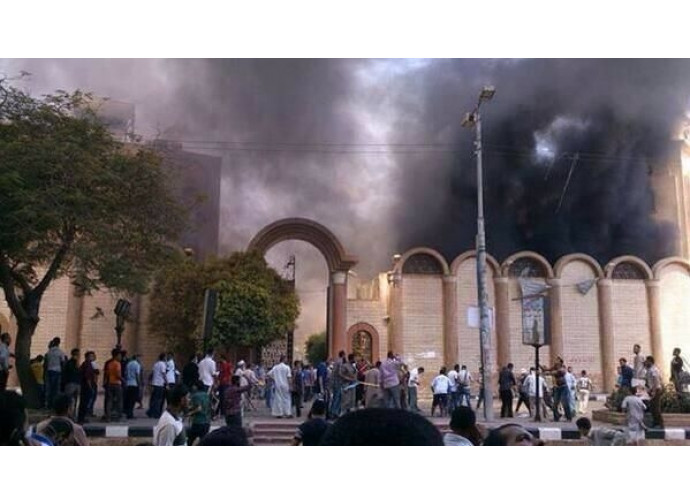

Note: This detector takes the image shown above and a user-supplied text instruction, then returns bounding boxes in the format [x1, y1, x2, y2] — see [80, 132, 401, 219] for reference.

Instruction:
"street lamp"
[462, 85, 495, 421]
[114, 298, 131, 350]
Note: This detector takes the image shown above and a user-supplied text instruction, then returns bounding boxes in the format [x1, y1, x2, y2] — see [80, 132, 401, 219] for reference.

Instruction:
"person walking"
[514, 368, 531, 416]
[147, 353, 168, 419]
[407, 366, 424, 412]
[498, 363, 517, 418]
[524, 367, 548, 420]
[576, 370, 593, 415]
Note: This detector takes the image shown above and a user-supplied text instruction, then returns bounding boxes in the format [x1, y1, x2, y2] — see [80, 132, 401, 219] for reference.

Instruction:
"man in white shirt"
[147, 353, 168, 419]
[444, 406, 480, 446]
[447, 365, 460, 413]
[632, 344, 646, 387]
[165, 353, 178, 387]
[197, 348, 218, 393]
[575, 369, 593, 415]
[457, 364, 473, 408]
[153, 384, 189, 446]
[267, 355, 292, 418]
[431, 367, 451, 417]
[524, 367, 547, 420]
[407, 366, 424, 413]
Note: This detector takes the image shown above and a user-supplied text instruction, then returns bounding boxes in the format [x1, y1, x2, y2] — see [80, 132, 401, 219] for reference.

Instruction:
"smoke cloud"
[3, 59, 690, 340]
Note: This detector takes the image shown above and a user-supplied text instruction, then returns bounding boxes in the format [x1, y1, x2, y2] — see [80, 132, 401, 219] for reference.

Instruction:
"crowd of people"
[1, 333, 688, 446]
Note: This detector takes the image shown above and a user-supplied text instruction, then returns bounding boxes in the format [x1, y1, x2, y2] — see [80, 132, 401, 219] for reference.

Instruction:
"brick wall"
[612, 280, 651, 365]
[456, 259, 497, 374]
[400, 275, 444, 378]
[659, 264, 690, 381]
[560, 260, 603, 391]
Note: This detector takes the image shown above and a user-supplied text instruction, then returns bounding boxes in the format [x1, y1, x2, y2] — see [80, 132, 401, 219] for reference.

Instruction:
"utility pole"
[462, 86, 496, 421]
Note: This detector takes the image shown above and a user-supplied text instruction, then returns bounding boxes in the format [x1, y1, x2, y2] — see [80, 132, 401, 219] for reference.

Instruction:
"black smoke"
[390, 59, 690, 265]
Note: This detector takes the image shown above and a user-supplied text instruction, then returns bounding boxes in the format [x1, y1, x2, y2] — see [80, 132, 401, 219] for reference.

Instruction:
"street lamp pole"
[463, 86, 495, 421]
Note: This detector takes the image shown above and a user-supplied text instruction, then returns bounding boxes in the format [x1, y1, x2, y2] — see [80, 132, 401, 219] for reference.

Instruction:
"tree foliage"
[305, 331, 327, 365]
[149, 251, 300, 355]
[0, 81, 186, 405]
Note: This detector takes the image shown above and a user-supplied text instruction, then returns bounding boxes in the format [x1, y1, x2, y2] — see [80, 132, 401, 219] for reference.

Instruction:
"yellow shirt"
[31, 361, 44, 384]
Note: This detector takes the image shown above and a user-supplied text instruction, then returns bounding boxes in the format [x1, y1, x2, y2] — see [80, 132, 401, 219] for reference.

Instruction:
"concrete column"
[645, 279, 665, 380]
[443, 275, 458, 367]
[331, 271, 348, 358]
[494, 277, 510, 368]
[597, 279, 616, 392]
[387, 272, 404, 355]
[547, 278, 564, 363]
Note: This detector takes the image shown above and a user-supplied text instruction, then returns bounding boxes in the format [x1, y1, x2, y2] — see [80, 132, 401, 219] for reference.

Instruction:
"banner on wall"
[518, 279, 551, 347]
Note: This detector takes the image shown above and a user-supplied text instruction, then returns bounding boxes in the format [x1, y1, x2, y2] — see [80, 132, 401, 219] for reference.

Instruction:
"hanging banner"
[519, 279, 551, 347]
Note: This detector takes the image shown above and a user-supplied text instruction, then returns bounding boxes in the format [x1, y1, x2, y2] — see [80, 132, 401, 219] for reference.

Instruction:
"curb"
[83, 424, 690, 441]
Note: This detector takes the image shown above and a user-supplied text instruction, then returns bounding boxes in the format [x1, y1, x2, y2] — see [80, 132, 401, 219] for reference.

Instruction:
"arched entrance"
[346, 322, 381, 364]
[248, 218, 358, 358]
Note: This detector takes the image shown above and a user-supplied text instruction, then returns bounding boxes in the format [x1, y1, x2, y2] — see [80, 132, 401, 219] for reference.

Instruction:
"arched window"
[612, 262, 646, 280]
[508, 257, 547, 278]
[402, 253, 444, 274]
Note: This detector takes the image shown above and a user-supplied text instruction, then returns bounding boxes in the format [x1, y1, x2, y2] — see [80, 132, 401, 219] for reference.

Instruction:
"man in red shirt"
[77, 351, 97, 424]
[217, 355, 233, 416]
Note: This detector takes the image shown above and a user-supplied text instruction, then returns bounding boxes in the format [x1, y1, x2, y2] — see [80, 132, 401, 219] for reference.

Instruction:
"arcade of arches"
[249, 220, 690, 394]
[2, 218, 690, 394]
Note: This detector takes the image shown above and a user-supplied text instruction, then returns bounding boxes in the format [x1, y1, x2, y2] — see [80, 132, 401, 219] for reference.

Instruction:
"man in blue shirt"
[124, 354, 142, 419]
[619, 358, 634, 390]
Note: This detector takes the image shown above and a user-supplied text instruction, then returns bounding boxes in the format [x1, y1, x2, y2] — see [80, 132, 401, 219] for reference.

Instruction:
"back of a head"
[198, 426, 249, 446]
[320, 408, 443, 446]
[167, 384, 189, 407]
[450, 406, 476, 432]
[575, 417, 591, 431]
[310, 399, 327, 417]
[53, 393, 72, 416]
[39, 417, 74, 446]
[0, 390, 27, 446]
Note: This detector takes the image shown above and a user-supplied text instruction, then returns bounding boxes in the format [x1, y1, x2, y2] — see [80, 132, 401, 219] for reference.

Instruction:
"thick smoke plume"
[3, 59, 690, 271]
[389, 59, 690, 265]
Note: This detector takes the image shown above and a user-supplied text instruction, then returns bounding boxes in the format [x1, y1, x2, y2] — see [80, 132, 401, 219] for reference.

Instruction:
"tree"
[148, 251, 300, 356]
[305, 331, 327, 365]
[0, 83, 186, 406]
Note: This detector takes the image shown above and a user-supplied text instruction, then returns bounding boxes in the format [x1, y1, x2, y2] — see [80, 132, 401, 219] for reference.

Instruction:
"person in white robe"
[268, 356, 292, 418]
